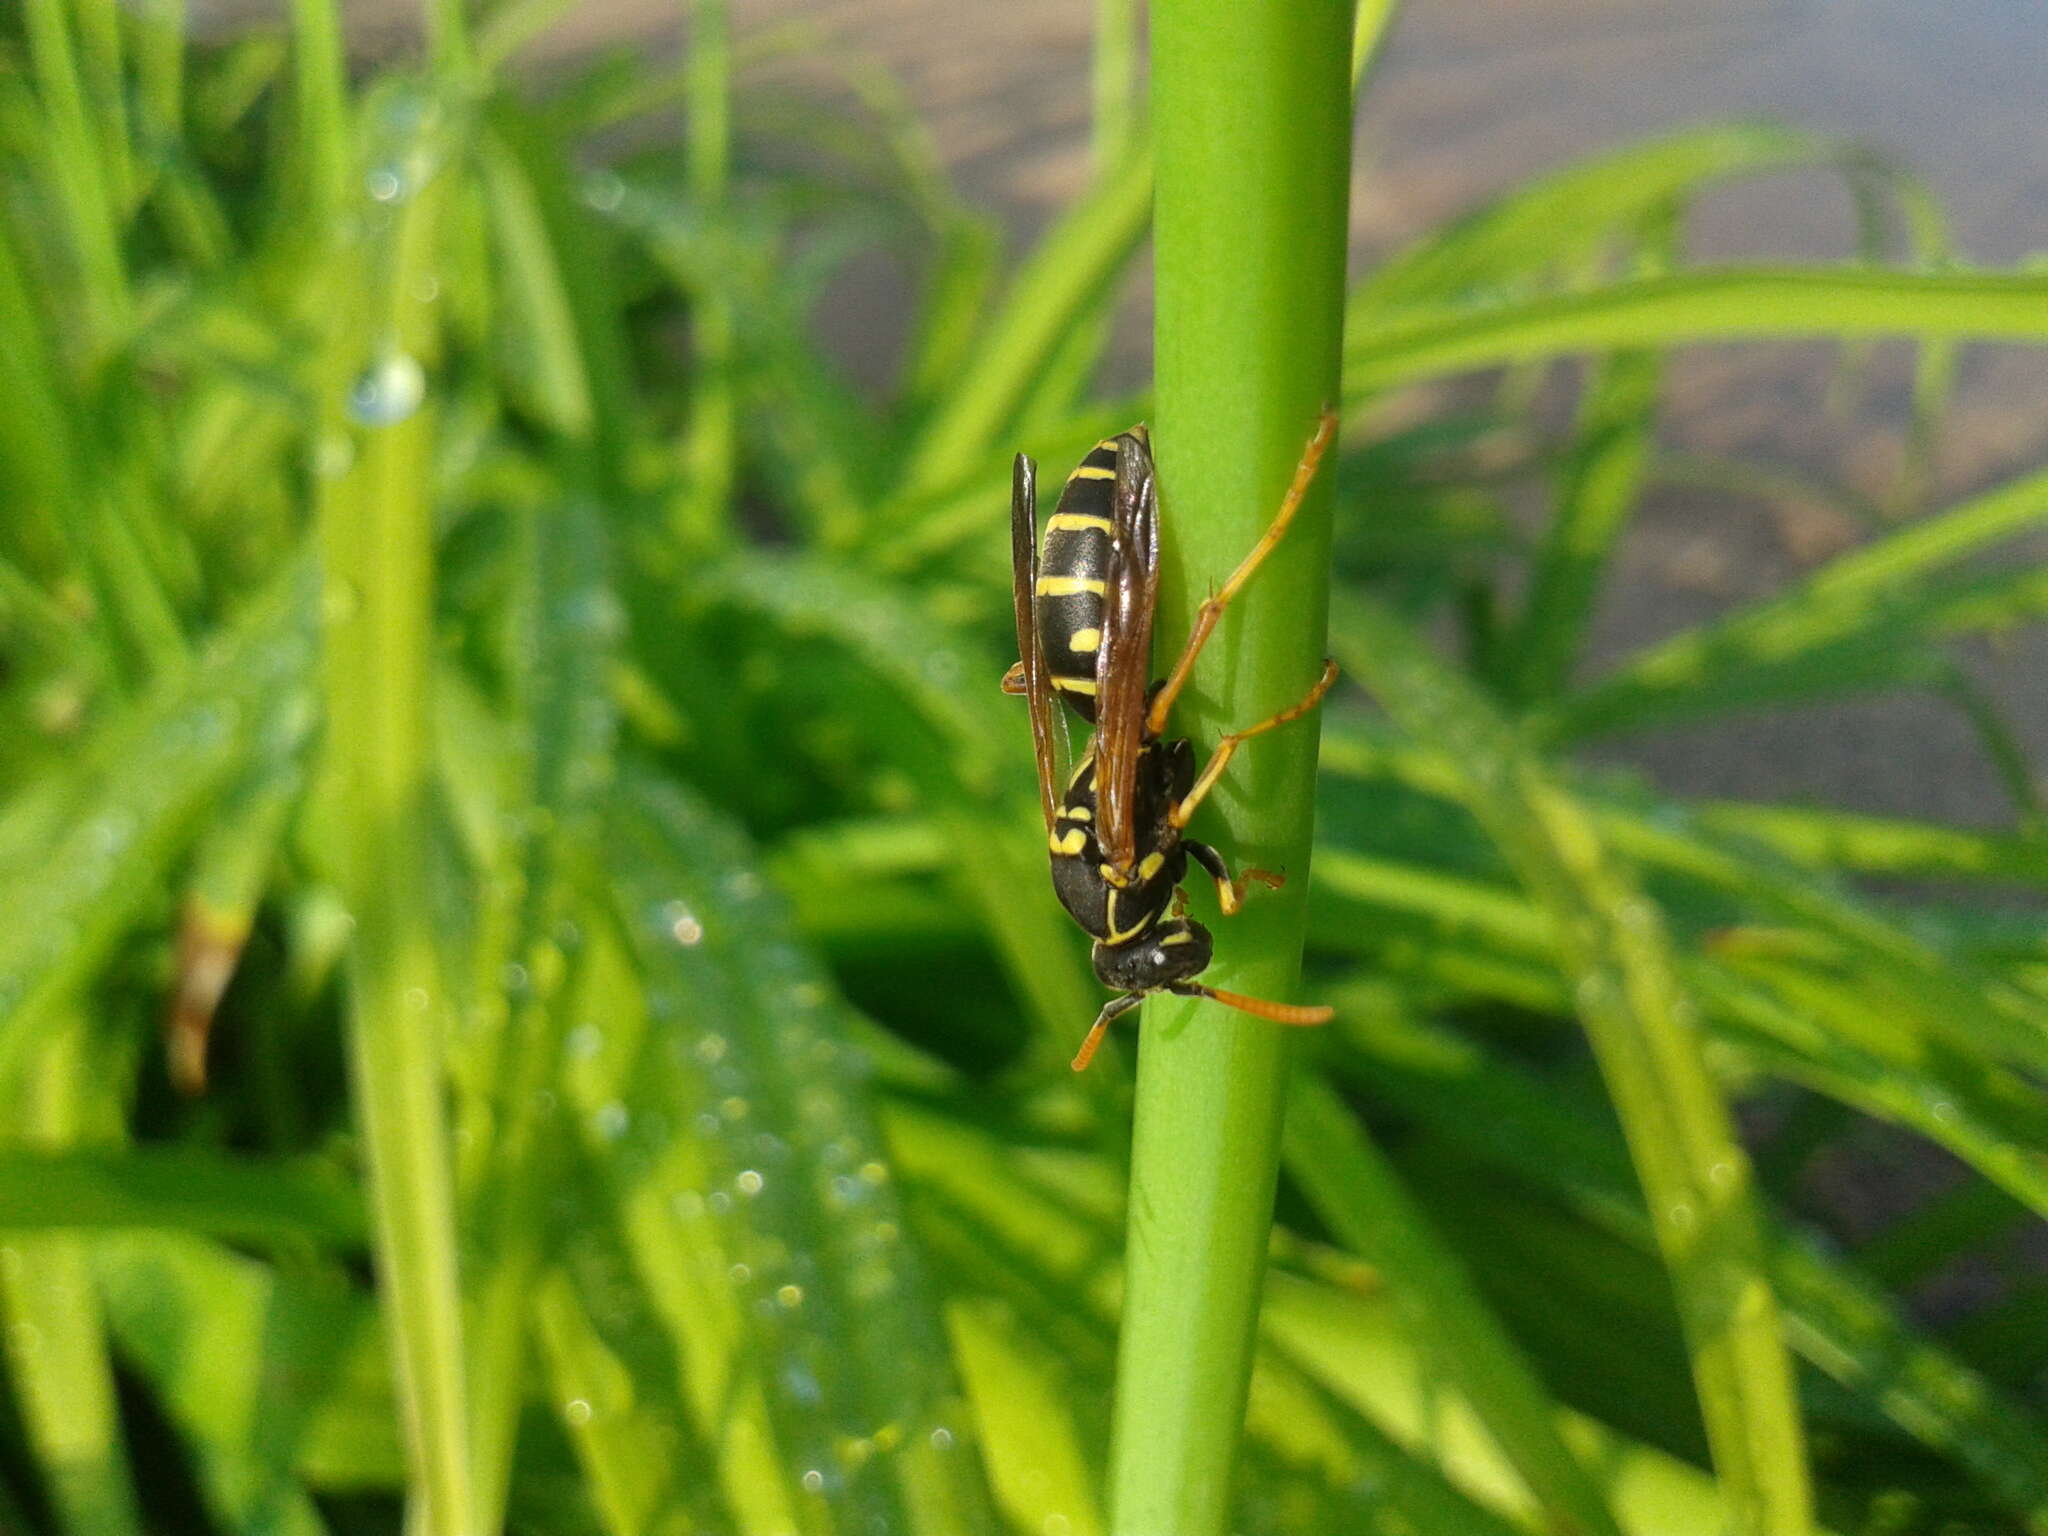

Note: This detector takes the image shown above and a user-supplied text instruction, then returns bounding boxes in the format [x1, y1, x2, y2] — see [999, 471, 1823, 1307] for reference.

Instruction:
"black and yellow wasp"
[1005, 413, 1340, 1070]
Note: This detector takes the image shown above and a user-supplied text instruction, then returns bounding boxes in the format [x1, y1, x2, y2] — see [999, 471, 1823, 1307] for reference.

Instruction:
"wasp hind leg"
[1169, 657, 1339, 834]
[1185, 840, 1284, 917]
[1146, 409, 1338, 738]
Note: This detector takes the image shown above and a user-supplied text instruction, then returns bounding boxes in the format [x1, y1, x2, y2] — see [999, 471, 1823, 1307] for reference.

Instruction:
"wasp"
[1005, 413, 1339, 1071]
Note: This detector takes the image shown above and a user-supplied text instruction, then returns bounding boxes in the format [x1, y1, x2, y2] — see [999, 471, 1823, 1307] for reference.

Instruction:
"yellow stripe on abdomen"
[1046, 512, 1114, 533]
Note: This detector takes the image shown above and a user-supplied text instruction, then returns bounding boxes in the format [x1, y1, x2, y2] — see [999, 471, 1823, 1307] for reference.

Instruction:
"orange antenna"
[1071, 993, 1143, 1072]
[1198, 988, 1333, 1026]
[1071, 1021, 1113, 1073]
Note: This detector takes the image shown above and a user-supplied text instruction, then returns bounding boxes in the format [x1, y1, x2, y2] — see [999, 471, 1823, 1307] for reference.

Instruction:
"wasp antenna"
[1191, 986, 1333, 1027]
[1072, 992, 1144, 1072]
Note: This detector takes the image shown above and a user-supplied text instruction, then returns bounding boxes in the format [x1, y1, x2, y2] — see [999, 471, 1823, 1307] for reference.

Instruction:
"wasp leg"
[1169, 658, 1338, 833]
[1167, 982, 1333, 1027]
[1184, 840, 1284, 916]
[1146, 409, 1337, 738]
[1001, 661, 1026, 693]
[1071, 991, 1146, 1073]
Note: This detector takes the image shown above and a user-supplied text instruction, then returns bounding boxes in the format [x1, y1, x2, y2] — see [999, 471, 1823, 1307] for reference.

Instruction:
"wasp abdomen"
[1034, 435, 1137, 723]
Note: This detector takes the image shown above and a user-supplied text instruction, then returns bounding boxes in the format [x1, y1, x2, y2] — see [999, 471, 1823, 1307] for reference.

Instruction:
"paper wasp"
[1005, 413, 1339, 1071]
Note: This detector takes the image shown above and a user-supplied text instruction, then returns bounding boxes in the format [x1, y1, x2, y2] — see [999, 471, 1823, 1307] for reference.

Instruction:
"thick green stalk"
[1107, 4, 1353, 1533]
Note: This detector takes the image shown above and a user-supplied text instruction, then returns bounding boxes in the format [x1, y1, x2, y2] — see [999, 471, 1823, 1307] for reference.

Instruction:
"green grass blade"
[899, 147, 1152, 498]
[1346, 268, 2048, 398]
[20, 0, 130, 348]
[675, 0, 737, 549]
[1329, 593, 1814, 1536]
[1548, 461, 2048, 740]
[1324, 719, 2048, 1081]
[0, 1011, 142, 1536]
[279, 0, 348, 250]
[1336, 1010, 2048, 1531]
[0, 568, 311, 1078]
[531, 1262, 704, 1536]
[888, 1096, 1610, 1534]
[693, 552, 1099, 1063]
[602, 772, 1000, 1534]
[1504, 207, 1667, 704]
[99, 1234, 339, 1535]
[1283, 1073, 1625, 1536]
[462, 102, 630, 1528]
[313, 117, 475, 1534]
[1109, 1, 1352, 1531]
[1350, 0, 1402, 89]
[1353, 124, 1862, 316]
[0, 1148, 361, 1245]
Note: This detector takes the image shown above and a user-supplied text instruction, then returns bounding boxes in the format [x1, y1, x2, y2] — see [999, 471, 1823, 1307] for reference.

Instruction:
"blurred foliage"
[3, 0, 2048, 1533]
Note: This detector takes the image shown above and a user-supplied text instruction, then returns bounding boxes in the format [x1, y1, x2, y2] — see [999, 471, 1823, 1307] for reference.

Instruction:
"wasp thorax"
[1092, 919, 1212, 994]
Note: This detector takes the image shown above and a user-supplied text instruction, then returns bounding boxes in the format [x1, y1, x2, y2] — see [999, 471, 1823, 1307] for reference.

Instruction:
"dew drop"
[404, 986, 430, 1011]
[776, 1283, 803, 1309]
[930, 1426, 955, 1451]
[348, 352, 426, 427]
[366, 166, 406, 202]
[801, 1469, 825, 1494]
[593, 1101, 630, 1141]
[563, 1397, 593, 1426]
[736, 1169, 765, 1197]
[583, 171, 624, 212]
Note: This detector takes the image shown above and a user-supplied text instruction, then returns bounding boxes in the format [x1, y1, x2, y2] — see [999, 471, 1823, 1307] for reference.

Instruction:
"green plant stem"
[1107, 3, 1353, 1533]
[676, 0, 736, 549]
[316, 174, 476, 1533]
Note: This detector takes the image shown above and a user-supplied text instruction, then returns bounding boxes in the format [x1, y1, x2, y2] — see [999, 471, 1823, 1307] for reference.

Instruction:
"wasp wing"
[1010, 453, 1062, 833]
[1093, 432, 1159, 872]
